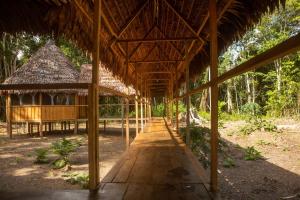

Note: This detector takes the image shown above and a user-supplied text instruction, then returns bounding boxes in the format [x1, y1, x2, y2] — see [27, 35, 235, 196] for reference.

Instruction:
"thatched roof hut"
[78, 64, 135, 96]
[3, 40, 79, 94]
[0, 0, 285, 90]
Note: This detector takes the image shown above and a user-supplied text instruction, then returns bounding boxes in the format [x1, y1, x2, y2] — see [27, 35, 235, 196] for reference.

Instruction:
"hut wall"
[78, 95, 88, 119]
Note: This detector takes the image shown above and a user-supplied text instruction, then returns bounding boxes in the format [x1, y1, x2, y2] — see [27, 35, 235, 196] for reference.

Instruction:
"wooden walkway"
[1, 118, 211, 200]
[100, 118, 211, 199]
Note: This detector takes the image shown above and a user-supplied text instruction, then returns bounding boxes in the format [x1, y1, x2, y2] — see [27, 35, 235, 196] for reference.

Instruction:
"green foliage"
[223, 157, 235, 168]
[180, 125, 226, 169]
[238, 116, 277, 135]
[152, 103, 165, 117]
[244, 146, 262, 160]
[63, 172, 89, 189]
[256, 140, 272, 146]
[51, 138, 81, 169]
[198, 111, 210, 121]
[241, 103, 262, 116]
[34, 148, 49, 164]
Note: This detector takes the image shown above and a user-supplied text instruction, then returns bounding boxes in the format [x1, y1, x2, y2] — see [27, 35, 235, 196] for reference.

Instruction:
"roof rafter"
[118, 0, 149, 37]
[162, 0, 205, 43]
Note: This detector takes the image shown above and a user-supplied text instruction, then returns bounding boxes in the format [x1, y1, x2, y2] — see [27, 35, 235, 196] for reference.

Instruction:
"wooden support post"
[6, 95, 12, 138]
[171, 74, 174, 126]
[209, 0, 219, 193]
[39, 93, 43, 137]
[186, 65, 190, 147]
[74, 95, 79, 134]
[121, 98, 124, 137]
[135, 72, 139, 136]
[175, 70, 179, 134]
[88, 0, 101, 191]
[140, 79, 144, 132]
[125, 97, 130, 149]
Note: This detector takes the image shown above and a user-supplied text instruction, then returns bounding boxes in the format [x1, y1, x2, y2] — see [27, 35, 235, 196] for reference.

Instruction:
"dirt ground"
[218, 118, 300, 200]
[0, 122, 135, 192]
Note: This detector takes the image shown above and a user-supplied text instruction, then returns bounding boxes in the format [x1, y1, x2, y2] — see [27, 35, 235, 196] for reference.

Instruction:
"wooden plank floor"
[100, 118, 211, 200]
[0, 118, 211, 200]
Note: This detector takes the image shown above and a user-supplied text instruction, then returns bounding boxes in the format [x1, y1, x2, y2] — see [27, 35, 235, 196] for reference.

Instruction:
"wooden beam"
[140, 77, 144, 132]
[5, 95, 12, 139]
[117, 37, 198, 43]
[162, 0, 205, 43]
[128, 25, 156, 59]
[125, 95, 130, 149]
[185, 65, 190, 148]
[135, 71, 139, 136]
[209, 0, 218, 194]
[118, 0, 149, 36]
[39, 93, 43, 137]
[88, 0, 101, 191]
[130, 60, 182, 64]
[175, 69, 179, 134]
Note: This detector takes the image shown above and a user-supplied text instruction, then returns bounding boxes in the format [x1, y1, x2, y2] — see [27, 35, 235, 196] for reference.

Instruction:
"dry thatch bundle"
[0, 0, 285, 91]
[3, 40, 79, 94]
[78, 64, 135, 96]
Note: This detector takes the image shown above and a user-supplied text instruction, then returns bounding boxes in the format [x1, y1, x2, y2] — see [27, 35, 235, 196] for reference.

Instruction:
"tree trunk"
[199, 89, 208, 111]
[245, 73, 252, 103]
[226, 81, 233, 113]
[233, 80, 240, 114]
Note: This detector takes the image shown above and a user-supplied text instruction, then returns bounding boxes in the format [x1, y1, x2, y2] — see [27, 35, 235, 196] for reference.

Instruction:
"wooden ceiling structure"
[1, 0, 300, 196]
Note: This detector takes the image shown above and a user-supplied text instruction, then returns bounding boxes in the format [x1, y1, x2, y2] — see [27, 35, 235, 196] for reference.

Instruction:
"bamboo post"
[125, 96, 130, 149]
[39, 93, 43, 137]
[121, 98, 124, 137]
[74, 95, 79, 134]
[6, 95, 12, 138]
[135, 72, 139, 136]
[140, 79, 144, 132]
[209, 0, 219, 193]
[186, 65, 190, 147]
[176, 69, 179, 134]
[88, 0, 101, 191]
[171, 74, 174, 126]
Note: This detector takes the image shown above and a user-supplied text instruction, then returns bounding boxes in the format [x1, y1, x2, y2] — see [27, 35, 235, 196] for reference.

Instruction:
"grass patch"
[223, 157, 235, 168]
[244, 146, 262, 161]
[34, 148, 49, 164]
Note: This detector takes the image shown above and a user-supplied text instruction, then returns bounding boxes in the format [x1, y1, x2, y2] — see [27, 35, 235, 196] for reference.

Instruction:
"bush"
[63, 172, 89, 189]
[244, 146, 262, 160]
[34, 148, 49, 164]
[238, 116, 277, 135]
[223, 157, 235, 168]
[241, 102, 262, 116]
[51, 138, 80, 169]
[180, 125, 227, 169]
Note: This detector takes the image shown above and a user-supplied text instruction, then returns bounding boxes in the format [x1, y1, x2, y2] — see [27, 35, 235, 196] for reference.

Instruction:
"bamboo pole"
[121, 98, 124, 137]
[125, 96, 130, 149]
[171, 73, 174, 126]
[176, 69, 179, 134]
[39, 93, 43, 137]
[74, 95, 79, 134]
[186, 66, 190, 147]
[140, 78, 144, 132]
[88, 0, 101, 191]
[135, 72, 139, 136]
[6, 95, 12, 139]
[209, 0, 219, 193]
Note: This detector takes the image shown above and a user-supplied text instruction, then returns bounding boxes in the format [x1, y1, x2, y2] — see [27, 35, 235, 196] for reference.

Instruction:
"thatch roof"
[78, 64, 135, 96]
[0, 0, 285, 95]
[3, 40, 79, 94]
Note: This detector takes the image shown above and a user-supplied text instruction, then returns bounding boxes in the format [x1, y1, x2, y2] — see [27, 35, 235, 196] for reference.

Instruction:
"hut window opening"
[31, 93, 37, 105]
[20, 94, 34, 105]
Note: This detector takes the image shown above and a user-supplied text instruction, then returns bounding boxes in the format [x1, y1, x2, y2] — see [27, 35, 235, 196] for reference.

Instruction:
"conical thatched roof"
[78, 64, 135, 96]
[4, 40, 80, 94]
